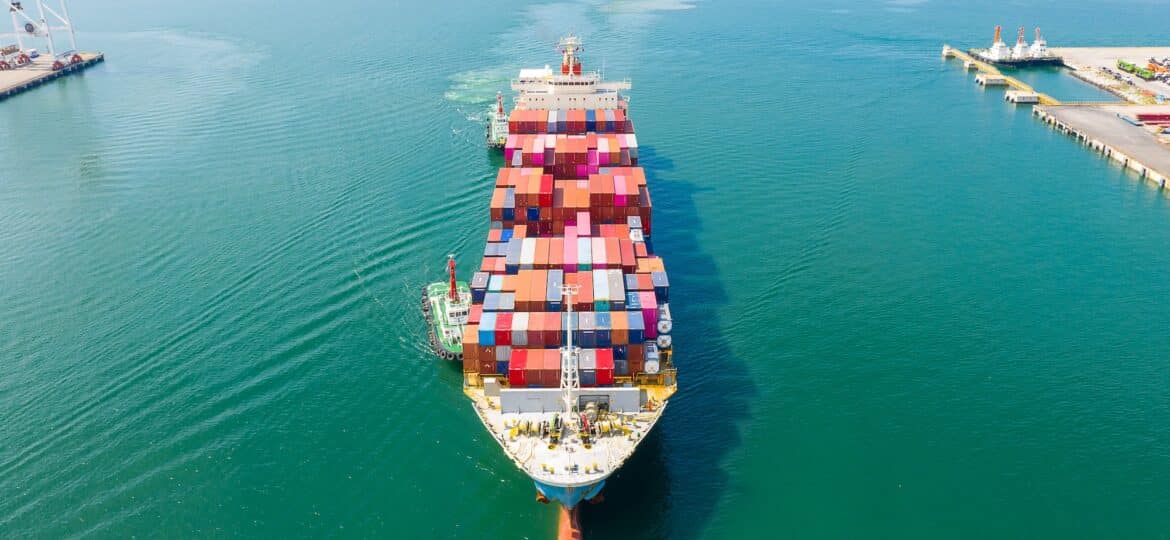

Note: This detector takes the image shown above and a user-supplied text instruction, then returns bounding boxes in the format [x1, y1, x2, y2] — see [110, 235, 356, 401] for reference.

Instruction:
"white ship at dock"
[972, 26, 1063, 67]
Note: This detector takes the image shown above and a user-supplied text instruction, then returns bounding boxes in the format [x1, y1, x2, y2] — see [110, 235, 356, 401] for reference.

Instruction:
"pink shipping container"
[577, 212, 591, 235]
[532, 137, 545, 166]
[639, 291, 658, 339]
[614, 176, 628, 206]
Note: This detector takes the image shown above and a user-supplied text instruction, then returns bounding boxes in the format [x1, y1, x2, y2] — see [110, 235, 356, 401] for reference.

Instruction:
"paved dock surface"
[1053, 47, 1170, 99]
[0, 52, 103, 100]
[1040, 104, 1170, 179]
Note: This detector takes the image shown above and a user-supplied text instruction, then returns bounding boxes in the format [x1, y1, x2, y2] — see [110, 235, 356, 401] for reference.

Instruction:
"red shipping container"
[495, 312, 513, 346]
[469, 304, 483, 325]
[509, 349, 528, 386]
[542, 350, 562, 387]
[544, 311, 562, 347]
[634, 242, 648, 258]
[539, 174, 554, 207]
[526, 352, 542, 386]
[596, 348, 615, 385]
[480, 359, 497, 375]
[619, 239, 636, 272]
[628, 344, 644, 374]
[529, 312, 545, 346]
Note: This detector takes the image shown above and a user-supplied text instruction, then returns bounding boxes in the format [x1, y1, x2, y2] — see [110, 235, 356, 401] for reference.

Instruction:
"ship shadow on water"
[580, 145, 757, 540]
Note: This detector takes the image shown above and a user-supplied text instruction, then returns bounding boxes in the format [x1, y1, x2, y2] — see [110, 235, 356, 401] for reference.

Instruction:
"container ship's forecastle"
[467, 35, 676, 509]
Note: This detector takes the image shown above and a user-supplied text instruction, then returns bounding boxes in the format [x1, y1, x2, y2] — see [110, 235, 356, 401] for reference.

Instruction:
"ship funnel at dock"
[994, 25, 1002, 45]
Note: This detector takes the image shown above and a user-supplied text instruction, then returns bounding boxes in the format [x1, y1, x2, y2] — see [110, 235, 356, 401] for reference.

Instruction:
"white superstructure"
[974, 25, 1061, 64]
[984, 25, 1013, 62]
[1027, 28, 1051, 58]
[510, 34, 630, 111]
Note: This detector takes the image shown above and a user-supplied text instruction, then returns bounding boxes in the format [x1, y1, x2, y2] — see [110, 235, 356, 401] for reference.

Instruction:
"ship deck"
[464, 384, 669, 487]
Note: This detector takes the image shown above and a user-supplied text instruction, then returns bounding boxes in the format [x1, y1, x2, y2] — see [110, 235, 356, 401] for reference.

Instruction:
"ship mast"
[447, 254, 458, 302]
[558, 33, 583, 76]
[558, 285, 581, 417]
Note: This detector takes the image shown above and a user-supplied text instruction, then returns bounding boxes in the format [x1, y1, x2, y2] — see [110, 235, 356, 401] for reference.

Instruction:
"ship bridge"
[510, 34, 630, 110]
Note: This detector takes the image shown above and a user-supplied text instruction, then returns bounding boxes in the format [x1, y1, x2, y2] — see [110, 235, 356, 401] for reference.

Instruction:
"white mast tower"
[558, 284, 581, 418]
[5, 1, 77, 59]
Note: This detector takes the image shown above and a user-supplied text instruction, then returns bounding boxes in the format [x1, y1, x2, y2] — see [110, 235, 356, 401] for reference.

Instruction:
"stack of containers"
[503, 134, 640, 178]
[486, 167, 652, 236]
[464, 107, 670, 387]
[508, 108, 632, 135]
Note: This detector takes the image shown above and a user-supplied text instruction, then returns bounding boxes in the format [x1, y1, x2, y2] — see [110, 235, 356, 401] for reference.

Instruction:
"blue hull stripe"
[534, 479, 606, 508]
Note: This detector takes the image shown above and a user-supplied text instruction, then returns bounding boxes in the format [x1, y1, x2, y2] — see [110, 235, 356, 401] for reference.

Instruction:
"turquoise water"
[4, 1, 1170, 538]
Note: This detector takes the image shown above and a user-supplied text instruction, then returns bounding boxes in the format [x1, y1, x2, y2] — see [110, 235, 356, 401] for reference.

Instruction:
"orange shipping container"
[535, 238, 551, 268]
[512, 270, 528, 310]
[605, 238, 621, 270]
[577, 271, 594, 308]
[531, 270, 548, 310]
[501, 274, 517, 293]
[611, 311, 628, 345]
[550, 238, 565, 268]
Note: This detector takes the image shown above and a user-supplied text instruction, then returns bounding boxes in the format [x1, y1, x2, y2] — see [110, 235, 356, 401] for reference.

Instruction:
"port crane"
[2, 0, 79, 70]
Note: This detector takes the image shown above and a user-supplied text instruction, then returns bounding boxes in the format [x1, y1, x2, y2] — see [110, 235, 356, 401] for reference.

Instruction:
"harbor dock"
[1035, 104, 1170, 187]
[1053, 47, 1170, 103]
[942, 45, 1061, 104]
[0, 52, 104, 102]
[945, 43, 1170, 189]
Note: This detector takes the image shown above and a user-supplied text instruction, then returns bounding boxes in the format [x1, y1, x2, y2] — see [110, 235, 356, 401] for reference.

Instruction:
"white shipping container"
[577, 238, 593, 265]
[512, 312, 529, 346]
[521, 238, 537, 268]
[593, 269, 610, 301]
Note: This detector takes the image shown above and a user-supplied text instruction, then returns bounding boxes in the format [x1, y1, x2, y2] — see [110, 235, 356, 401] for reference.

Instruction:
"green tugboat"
[422, 255, 471, 361]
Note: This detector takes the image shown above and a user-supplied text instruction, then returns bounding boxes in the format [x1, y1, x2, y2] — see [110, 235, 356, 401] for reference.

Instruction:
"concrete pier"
[942, 45, 1061, 104]
[0, 52, 104, 102]
[1005, 90, 1040, 104]
[1034, 105, 1170, 187]
[976, 73, 1007, 86]
[946, 43, 1170, 192]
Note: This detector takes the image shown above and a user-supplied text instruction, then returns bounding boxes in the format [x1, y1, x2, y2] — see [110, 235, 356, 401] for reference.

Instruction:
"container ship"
[457, 35, 677, 510]
[971, 26, 1063, 67]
